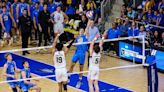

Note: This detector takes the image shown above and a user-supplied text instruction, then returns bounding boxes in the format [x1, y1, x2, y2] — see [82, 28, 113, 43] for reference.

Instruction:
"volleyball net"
[0, 35, 158, 92]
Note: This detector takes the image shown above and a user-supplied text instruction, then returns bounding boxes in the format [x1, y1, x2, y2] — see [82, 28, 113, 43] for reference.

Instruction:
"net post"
[142, 35, 145, 64]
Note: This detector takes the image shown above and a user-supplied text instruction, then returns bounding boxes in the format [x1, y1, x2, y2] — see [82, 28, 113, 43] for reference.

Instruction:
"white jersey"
[89, 52, 101, 70]
[53, 11, 64, 24]
[54, 51, 66, 69]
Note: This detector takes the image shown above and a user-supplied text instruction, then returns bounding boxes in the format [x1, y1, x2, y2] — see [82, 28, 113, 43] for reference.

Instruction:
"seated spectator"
[128, 21, 139, 37]
[119, 17, 130, 37]
[87, 2, 98, 22]
[147, 9, 154, 23]
[96, 17, 104, 35]
[86, 0, 96, 10]
[137, 8, 147, 21]
[160, 32, 164, 47]
[152, 30, 160, 47]
[127, 6, 137, 19]
[152, 10, 159, 24]
[158, 0, 164, 10]
[77, 0, 87, 16]
[78, 14, 88, 30]
[157, 8, 164, 26]
[103, 22, 120, 55]
[120, 4, 127, 18]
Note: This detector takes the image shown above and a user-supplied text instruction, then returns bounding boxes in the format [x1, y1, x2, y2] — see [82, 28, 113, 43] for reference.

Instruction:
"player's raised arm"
[64, 38, 75, 55]
[52, 34, 60, 49]
[89, 40, 95, 56]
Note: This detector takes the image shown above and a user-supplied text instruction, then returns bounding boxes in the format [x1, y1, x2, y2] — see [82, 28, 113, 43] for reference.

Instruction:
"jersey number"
[95, 58, 99, 64]
[57, 57, 62, 63]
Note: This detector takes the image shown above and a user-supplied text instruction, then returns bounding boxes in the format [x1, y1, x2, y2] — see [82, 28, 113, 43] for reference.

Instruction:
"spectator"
[96, 17, 104, 35]
[157, 8, 164, 26]
[18, 9, 32, 55]
[78, 14, 88, 30]
[119, 17, 130, 37]
[86, 0, 96, 10]
[160, 32, 164, 47]
[144, 0, 154, 11]
[127, 6, 137, 19]
[128, 21, 139, 37]
[77, 0, 87, 16]
[152, 10, 159, 24]
[120, 4, 127, 18]
[158, 0, 164, 10]
[147, 9, 154, 23]
[48, 0, 57, 14]
[65, 4, 75, 20]
[87, 2, 98, 22]
[103, 22, 120, 55]
[152, 30, 160, 47]
[138, 25, 147, 42]
[38, 3, 51, 48]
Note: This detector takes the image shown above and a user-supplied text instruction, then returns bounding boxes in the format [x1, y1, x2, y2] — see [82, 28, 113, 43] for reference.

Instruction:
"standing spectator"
[33, 2, 40, 40]
[119, 17, 130, 37]
[1, 6, 16, 46]
[77, 0, 87, 16]
[87, 2, 98, 22]
[78, 14, 88, 30]
[86, 0, 96, 10]
[38, 3, 51, 47]
[160, 32, 164, 47]
[103, 22, 120, 55]
[96, 17, 104, 35]
[18, 9, 32, 55]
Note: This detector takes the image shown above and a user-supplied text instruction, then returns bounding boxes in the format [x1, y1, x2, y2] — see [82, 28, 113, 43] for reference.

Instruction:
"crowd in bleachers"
[116, 0, 164, 48]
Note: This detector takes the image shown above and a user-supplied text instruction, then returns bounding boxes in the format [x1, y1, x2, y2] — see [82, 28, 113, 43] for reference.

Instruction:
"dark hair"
[43, 2, 48, 6]
[94, 45, 100, 54]
[56, 43, 63, 51]
[22, 61, 28, 66]
[35, 2, 39, 5]
[2, 6, 6, 9]
[5, 53, 11, 59]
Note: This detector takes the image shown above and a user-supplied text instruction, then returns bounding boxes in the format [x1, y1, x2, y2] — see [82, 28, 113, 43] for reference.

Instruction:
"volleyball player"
[68, 28, 88, 88]
[2, 53, 20, 92]
[51, 5, 68, 37]
[88, 38, 103, 92]
[19, 61, 41, 92]
[53, 33, 74, 92]
[1, 6, 16, 46]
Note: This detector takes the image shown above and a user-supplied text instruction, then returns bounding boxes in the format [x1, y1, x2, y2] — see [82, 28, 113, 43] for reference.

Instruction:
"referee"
[18, 9, 32, 55]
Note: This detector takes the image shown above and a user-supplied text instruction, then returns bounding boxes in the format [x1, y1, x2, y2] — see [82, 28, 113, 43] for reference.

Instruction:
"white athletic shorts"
[88, 68, 99, 80]
[54, 23, 64, 34]
[55, 68, 68, 83]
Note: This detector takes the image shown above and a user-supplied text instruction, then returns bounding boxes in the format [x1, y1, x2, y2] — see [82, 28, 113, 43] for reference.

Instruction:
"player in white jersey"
[53, 33, 74, 92]
[88, 38, 103, 92]
[51, 6, 68, 37]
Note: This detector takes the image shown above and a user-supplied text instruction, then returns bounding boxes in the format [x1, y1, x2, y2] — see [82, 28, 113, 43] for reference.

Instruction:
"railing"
[120, 17, 164, 29]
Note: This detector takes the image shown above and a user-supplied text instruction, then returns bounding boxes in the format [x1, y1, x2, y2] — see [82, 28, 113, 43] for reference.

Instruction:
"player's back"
[54, 51, 66, 69]
[89, 52, 101, 70]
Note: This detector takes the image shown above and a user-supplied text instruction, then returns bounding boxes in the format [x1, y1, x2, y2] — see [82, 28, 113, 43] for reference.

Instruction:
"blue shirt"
[88, 26, 99, 41]
[2, 12, 12, 32]
[12, 2, 20, 21]
[107, 28, 119, 39]
[18, 3, 29, 17]
[65, 5, 75, 15]
[128, 27, 139, 36]
[75, 35, 88, 53]
[39, 4, 43, 11]
[119, 24, 130, 36]
[19, 68, 31, 84]
[33, 9, 39, 24]
[48, 3, 57, 14]
[30, 4, 35, 18]
[6, 61, 15, 80]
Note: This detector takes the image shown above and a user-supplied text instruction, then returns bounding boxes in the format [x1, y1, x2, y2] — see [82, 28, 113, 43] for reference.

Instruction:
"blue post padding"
[147, 56, 158, 92]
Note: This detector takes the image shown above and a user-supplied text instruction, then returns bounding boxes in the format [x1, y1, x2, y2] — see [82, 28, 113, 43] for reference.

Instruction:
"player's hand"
[39, 26, 42, 32]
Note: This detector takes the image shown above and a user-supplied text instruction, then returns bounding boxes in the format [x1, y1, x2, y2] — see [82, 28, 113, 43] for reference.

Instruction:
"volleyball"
[86, 11, 93, 19]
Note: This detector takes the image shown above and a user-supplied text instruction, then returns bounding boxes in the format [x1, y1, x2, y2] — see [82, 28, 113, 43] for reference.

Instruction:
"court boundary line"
[13, 53, 134, 92]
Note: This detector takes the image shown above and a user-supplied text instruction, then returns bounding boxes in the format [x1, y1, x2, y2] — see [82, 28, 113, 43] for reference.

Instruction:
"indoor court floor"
[0, 45, 164, 92]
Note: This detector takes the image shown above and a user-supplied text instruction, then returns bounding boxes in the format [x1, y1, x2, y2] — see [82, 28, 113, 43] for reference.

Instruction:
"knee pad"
[63, 84, 67, 90]
[12, 88, 17, 92]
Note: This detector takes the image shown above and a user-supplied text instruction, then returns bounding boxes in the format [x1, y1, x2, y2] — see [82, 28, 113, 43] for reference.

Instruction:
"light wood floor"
[0, 45, 164, 92]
